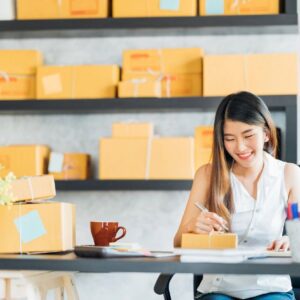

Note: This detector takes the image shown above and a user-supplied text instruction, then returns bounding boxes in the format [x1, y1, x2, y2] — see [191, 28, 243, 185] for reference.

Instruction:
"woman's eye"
[245, 134, 254, 139]
[225, 139, 234, 142]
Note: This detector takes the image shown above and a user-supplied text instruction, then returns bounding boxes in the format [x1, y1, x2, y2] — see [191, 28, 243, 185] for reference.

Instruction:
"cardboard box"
[118, 80, 162, 98]
[112, 122, 154, 138]
[37, 65, 120, 99]
[17, 0, 109, 20]
[113, 0, 197, 17]
[195, 126, 213, 148]
[203, 53, 297, 96]
[181, 233, 238, 249]
[199, 0, 279, 16]
[195, 148, 212, 171]
[99, 138, 150, 179]
[49, 153, 90, 180]
[149, 138, 195, 179]
[0, 50, 42, 100]
[122, 48, 203, 78]
[11, 175, 56, 203]
[0, 202, 75, 253]
[0, 0, 15, 20]
[0, 145, 50, 178]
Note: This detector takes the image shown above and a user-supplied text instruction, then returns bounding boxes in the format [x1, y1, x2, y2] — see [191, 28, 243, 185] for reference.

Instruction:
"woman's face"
[223, 120, 269, 168]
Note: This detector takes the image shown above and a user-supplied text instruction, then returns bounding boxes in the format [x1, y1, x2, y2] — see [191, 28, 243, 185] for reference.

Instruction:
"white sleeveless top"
[198, 152, 292, 299]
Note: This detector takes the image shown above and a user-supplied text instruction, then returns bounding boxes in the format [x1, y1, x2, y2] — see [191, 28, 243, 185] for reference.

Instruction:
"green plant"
[0, 165, 16, 205]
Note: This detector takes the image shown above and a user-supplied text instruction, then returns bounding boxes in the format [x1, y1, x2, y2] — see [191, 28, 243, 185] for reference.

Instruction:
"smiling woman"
[174, 91, 300, 300]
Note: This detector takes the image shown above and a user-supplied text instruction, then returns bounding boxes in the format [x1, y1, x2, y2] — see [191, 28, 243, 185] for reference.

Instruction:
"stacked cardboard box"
[0, 50, 42, 100]
[17, 0, 109, 19]
[37, 65, 120, 99]
[199, 0, 279, 16]
[99, 122, 195, 179]
[194, 126, 213, 171]
[203, 53, 297, 96]
[48, 152, 91, 180]
[119, 48, 203, 98]
[0, 175, 75, 253]
[113, 0, 197, 17]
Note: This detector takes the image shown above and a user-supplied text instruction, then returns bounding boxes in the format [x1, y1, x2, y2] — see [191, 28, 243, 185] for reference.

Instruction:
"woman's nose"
[236, 139, 247, 152]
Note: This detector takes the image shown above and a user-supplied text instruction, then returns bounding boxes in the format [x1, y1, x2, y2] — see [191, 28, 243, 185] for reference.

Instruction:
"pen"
[194, 202, 229, 232]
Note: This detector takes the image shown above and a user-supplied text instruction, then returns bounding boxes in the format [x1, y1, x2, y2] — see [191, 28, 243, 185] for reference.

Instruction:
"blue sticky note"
[160, 0, 180, 11]
[14, 210, 46, 244]
[206, 0, 224, 15]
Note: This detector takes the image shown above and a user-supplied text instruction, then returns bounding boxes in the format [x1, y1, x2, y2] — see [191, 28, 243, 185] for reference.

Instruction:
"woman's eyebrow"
[224, 129, 254, 136]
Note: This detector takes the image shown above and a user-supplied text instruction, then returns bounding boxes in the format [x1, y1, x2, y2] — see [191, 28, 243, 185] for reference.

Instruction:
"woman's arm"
[173, 164, 227, 247]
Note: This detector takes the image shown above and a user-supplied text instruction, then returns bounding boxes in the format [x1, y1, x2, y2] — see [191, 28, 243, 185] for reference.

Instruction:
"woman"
[174, 91, 300, 300]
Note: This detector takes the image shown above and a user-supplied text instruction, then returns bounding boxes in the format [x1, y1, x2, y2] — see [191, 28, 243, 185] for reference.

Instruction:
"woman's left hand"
[267, 235, 290, 251]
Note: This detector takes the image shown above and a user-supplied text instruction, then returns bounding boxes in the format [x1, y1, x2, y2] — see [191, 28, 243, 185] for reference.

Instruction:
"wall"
[0, 24, 298, 300]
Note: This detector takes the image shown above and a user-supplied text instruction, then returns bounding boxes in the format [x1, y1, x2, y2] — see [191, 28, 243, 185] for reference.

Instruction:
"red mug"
[90, 221, 126, 246]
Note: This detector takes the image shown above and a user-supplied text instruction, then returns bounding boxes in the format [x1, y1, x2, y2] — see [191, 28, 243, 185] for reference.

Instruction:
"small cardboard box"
[112, 122, 154, 138]
[0, 202, 75, 253]
[181, 233, 238, 249]
[11, 175, 56, 203]
[0, 0, 15, 20]
[149, 137, 195, 179]
[37, 65, 120, 99]
[17, 0, 109, 20]
[118, 80, 162, 98]
[195, 126, 213, 148]
[0, 145, 50, 178]
[49, 153, 90, 180]
[199, 0, 279, 16]
[99, 138, 150, 179]
[113, 0, 197, 17]
[122, 48, 203, 78]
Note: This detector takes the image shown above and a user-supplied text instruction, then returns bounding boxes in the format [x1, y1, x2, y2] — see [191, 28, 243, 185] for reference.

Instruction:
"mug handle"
[114, 226, 126, 242]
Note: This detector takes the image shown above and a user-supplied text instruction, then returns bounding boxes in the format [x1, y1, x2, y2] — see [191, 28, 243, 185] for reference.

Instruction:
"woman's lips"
[236, 152, 253, 160]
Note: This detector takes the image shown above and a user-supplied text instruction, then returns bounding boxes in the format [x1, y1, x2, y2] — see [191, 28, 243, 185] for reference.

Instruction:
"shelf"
[0, 95, 295, 114]
[55, 180, 193, 191]
[0, 14, 297, 38]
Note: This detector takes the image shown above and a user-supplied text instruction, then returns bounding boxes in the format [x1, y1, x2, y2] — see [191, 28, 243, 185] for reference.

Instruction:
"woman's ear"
[264, 128, 270, 143]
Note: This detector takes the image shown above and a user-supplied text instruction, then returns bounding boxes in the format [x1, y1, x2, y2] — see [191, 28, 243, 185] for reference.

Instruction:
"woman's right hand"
[186, 211, 228, 234]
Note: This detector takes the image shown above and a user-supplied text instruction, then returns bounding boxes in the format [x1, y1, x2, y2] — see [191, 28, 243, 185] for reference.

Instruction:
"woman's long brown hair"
[206, 91, 278, 225]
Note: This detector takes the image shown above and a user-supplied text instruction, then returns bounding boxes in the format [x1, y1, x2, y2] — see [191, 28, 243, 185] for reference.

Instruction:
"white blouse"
[198, 152, 292, 299]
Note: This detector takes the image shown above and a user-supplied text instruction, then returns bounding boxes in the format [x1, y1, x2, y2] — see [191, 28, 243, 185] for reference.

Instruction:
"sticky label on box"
[48, 152, 64, 173]
[14, 210, 46, 243]
[206, 0, 224, 15]
[42, 74, 63, 95]
[160, 0, 180, 11]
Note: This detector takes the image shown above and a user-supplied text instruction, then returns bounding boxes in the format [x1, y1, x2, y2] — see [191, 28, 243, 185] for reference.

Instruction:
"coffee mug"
[90, 221, 127, 246]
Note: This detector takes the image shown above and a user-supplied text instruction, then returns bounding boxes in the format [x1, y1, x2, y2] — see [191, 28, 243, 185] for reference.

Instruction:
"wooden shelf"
[55, 180, 193, 191]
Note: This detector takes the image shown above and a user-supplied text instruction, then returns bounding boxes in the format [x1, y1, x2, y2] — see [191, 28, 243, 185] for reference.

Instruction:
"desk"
[0, 253, 299, 275]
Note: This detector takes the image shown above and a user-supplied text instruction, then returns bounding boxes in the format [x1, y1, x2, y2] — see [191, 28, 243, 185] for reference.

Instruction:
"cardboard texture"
[149, 137, 195, 179]
[37, 65, 120, 99]
[181, 233, 238, 249]
[112, 122, 154, 138]
[0, 145, 50, 178]
[17, 0, 109, 19]
[11, 175, 56, 203]
[0, 202, 75, 253]
[203, 53, 297, 96]
[113, 0, 197, 17]
[0, 50, 42, 100]
[199, 0, 279, 16]
[195, 126, 213, 170]
[50, 153, 90, 180]
[99, 138, 150, 179]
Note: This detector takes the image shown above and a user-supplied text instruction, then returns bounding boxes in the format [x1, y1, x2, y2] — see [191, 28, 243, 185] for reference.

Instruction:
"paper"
[160, 0, 180, 11]
[48, 152, 64, 173]
[206, 0, 224, 15]
[14, 210, 46, 243]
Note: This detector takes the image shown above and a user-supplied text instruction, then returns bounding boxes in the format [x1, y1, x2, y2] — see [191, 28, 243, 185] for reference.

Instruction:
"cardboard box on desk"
[0, 145, 50, 178]
[203, 53, 297, 96]
[112, 122, 154, 138]
[113, 0, 197, 17]
[182, 233, 238, 249]
[0, 50, 42, 100]
[17, 0, 109, 20]
[0, 202, 75, 253]
[49, 153, 91, 180]
[11, 175, 56, 203]
[199, 0, 279, 16]
[37, 65, 120, 99]
[99, 138, 150, 179]
[149, 137, 195, 179]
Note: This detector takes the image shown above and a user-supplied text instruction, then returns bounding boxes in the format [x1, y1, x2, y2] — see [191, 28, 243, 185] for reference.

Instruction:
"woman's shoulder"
[284, 162, 300, 178]
[194, 163, 212, 182]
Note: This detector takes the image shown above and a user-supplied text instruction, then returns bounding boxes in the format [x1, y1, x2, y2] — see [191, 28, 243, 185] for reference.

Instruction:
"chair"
[154, 274, 300, 300]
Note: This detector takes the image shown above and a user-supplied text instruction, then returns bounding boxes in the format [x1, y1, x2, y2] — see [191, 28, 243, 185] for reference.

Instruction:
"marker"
[291, 203, 299, 220]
